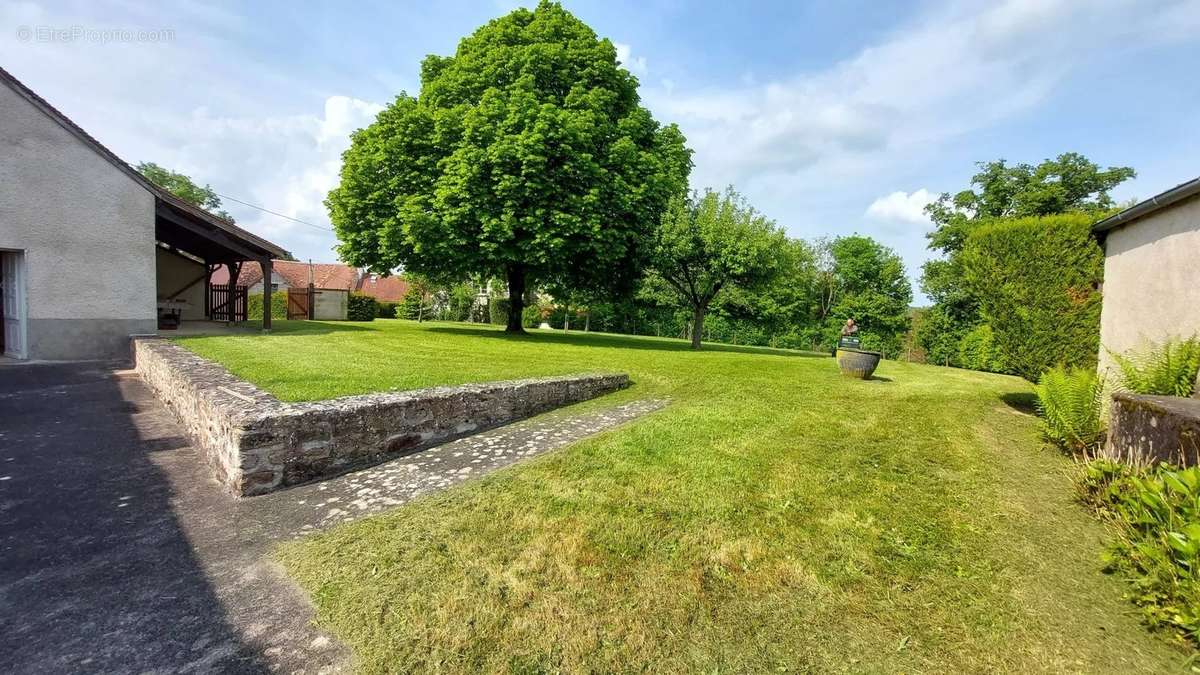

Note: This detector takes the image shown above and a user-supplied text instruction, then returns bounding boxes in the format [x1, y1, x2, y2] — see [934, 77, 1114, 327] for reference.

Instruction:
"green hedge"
[376, 301, 401, 319]
[961, 213, 1103, 381]
[957, 323, 1006, 373]
[247, 292, 287, 320]
[347, 292, 377, 321]
[488, 297, 510, 325]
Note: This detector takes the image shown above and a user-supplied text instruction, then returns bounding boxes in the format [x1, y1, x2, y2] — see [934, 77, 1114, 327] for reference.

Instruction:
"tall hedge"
[960, 213, 1103, 380]
[347, 292, 378, 321]
[247, 292, 287, 320]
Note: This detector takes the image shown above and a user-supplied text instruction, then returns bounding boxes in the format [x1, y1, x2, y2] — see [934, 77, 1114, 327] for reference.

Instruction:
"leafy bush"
[957, 324, 1006, 373]
[488, 298, 510, 325]
[247, 292, 286, 320]
[961, 213, 1103, 380]
[347, 293, 377, 321]
[375, 301, 401, 319]
[522, 304, 543, 329]
[1110, 336, 1200, 397]
[1034, 366, 1104, 455]
[1077, 461, 1200, 644]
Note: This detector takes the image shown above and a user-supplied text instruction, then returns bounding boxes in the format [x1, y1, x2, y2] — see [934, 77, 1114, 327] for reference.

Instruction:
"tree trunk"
[690, 305, 705, 350]
[563, 302, 570, 332]
[584, 311, 590, 332]
[505, 265, 526, 333]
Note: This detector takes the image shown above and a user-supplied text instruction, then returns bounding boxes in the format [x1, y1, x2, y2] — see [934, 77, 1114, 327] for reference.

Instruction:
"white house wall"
[155, 247, 206, 321]
[0, 81, 157, 359]
[1098, 193, 1200, 375]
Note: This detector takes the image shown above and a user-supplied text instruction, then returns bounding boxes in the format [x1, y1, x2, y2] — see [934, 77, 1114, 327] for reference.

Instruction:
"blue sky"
[3, 0, 1199, 303]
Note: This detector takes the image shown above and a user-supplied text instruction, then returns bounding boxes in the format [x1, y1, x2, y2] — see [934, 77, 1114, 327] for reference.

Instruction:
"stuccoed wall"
[1098, 194, 1200, 375]
[133, 338, 629, 496]
[155, 247, 207, 320]
[0, 80, 157, 359]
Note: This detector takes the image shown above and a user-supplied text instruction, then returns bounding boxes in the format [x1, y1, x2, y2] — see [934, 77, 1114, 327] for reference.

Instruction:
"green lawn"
[176, 320, 1191, 672]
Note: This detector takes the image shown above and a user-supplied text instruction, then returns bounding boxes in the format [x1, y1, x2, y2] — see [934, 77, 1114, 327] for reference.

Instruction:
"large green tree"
[918, 153, 1133, 367]
[651, 188, 785, 350]
[137, 161, 235, 222]
[826, 235, 913, 356]
[327, 1, 691, 332]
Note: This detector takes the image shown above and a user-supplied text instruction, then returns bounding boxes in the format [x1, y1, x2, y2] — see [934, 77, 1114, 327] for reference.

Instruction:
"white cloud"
[643, 0, 1198, 193]
[613, 42, 647, 75]
[866, 189, 935, 224]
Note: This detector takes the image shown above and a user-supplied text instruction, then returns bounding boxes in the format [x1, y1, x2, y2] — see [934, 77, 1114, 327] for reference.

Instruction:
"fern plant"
[1110, 336, 1200, 397]
[1034, 366, 1104, 456]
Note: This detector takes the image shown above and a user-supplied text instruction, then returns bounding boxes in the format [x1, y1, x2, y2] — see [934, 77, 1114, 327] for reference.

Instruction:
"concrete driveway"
[0, 360, 662, 674]
[0, 362, 340, 674]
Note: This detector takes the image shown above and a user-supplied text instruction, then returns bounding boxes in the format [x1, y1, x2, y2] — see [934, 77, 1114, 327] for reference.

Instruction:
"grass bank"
[176, 320, 1190, 672]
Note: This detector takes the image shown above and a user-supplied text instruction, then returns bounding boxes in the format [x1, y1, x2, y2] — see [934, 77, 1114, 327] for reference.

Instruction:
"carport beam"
[261, 258, 273, 332]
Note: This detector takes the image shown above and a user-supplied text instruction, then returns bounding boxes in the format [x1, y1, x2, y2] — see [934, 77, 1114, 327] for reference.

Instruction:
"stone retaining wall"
[133, 338, 629, 496]
[1104, 392, 1200, 467]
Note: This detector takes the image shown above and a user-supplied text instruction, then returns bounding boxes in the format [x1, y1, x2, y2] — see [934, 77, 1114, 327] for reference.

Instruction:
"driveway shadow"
[0, 362, 269, 673]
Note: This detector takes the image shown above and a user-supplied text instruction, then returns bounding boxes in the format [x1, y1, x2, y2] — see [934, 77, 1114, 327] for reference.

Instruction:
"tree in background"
[918, 153, 1134, 369]
[650, 188, 784, 350]
[826, 236, 912, 356]
[960, 213, 1104, 380]
[137, 162, 235, 222]
[327, 1, 691, 334]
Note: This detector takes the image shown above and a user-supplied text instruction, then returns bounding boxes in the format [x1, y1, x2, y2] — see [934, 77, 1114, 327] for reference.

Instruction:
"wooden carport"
[153, 192, 289, 330]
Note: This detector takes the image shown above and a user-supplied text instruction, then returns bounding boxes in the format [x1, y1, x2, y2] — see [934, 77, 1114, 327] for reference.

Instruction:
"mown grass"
[176, 320, 1191, 672]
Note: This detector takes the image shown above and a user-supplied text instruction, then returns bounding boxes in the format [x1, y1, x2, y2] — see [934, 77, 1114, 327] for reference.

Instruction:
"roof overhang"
[155, 198, 284, 263]
[1093, 176, 1200, 235]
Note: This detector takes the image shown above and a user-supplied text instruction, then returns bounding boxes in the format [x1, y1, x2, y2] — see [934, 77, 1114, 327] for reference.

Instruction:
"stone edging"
[1104, 391, 1200, 467]
[132, 337, 629, 496]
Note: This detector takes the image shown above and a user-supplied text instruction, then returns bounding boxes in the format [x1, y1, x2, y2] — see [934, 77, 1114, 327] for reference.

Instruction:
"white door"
[2, 251, 26, 358]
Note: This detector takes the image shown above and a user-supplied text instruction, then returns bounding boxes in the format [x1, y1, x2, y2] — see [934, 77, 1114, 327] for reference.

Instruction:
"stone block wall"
[133, 338, 629, 496]
[1104, 392, 1200, 467]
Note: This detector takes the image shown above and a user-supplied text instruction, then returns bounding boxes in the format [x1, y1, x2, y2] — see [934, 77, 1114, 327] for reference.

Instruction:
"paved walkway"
[0, 361, 663, 674]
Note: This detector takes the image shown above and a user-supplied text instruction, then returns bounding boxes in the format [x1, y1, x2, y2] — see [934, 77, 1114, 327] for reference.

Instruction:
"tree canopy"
[327, 1, 691, 332]
[137, 162, 234, 222]
[650, 187, 784, 349]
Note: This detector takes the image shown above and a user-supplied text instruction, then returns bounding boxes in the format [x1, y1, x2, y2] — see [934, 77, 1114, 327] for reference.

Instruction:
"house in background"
[356, 272, 410, 305]
[212, 260, 410, 320]
[1093, 176, 1200, 371]
[0, 67, 288, 360]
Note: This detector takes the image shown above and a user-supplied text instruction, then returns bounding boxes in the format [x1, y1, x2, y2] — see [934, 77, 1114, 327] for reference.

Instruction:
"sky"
[3, 0, 1199, 303]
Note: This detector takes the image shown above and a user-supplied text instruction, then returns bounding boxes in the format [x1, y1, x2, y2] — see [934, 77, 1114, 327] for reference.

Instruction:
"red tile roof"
[211, 260, 359, 290]
[356, 274, 410, 303]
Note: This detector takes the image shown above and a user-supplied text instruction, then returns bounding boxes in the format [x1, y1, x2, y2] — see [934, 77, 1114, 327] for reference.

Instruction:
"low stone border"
[1105, 392, 1200, 467]
[132, 338, 629, 496]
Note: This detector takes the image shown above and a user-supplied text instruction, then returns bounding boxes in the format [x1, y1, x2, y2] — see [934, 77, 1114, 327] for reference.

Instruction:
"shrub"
[1034, 366, 1104, 456]
[247, 292, 286, 320]
[375, 301, 401, 319]
[1078, 461, 1200, 644]
[957, 324, 1006, 373]
[1110, 336, 1200, 397]
[347, 292, 377, 321]
[522, 304, 543, 329]
[488, 298, 510, 325]
[961, 213, 1103, 380]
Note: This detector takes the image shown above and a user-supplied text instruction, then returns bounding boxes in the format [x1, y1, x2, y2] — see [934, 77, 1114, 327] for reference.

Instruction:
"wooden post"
[307, 282, 314, 320]
[262, 259, 273, 331]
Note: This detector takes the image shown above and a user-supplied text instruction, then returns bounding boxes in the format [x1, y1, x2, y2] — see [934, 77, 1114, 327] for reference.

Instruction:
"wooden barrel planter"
[836, 347, 881, 379]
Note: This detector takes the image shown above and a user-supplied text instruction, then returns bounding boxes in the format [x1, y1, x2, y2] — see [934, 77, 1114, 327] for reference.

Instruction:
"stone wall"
[1104, 392, 1200, 467]
[133, 338, 629, 496]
